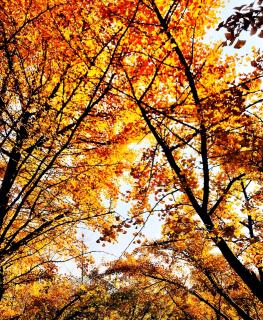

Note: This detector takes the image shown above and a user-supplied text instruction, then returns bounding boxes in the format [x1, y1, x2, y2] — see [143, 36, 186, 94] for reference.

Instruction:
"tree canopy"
[0, 0, 262, 319]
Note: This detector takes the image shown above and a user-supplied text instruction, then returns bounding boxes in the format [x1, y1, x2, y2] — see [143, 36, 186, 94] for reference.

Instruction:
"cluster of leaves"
[217, 0, 263, 48]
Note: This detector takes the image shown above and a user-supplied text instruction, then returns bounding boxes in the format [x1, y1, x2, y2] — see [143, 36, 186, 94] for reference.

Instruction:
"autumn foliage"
[0, 0, 262, 319]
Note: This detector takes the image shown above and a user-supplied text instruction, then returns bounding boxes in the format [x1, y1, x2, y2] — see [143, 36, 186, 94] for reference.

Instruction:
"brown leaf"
[225, 32, 234, 41]
[216, 21, 224, 30]
[240, 83, 250, 90]
[234, 39, 246, 49]
[250, 26, 257, 35]
[234, 5, 246, 11]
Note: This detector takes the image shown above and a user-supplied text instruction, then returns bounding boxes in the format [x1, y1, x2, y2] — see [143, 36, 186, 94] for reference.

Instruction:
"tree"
[1, 0, 263, 317]
[101, 0, 263, 302]
[130, 234, 262, 320]
[0, 271, 80, 319]
[0, 0, 139, 304]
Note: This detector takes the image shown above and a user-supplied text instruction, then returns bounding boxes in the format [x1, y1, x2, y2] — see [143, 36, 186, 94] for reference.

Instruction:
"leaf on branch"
[225, 32, 235, 41]
[234, 5, 246, 11]
[216, 21, 224, 30]
[234, 39, 246, 49]
[250, 26, 258, 35]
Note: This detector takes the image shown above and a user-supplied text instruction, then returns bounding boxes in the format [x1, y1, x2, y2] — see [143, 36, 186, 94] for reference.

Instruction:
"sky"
[60, 0, 262, 276]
